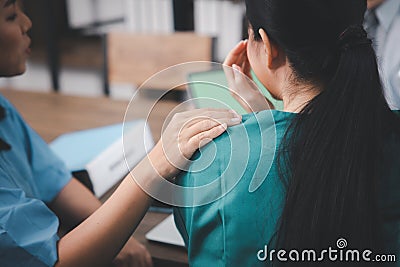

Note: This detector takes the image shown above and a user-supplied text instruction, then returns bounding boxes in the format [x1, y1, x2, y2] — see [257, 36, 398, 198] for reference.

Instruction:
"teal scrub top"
[174, 110, 400, 267]
[0, 94, 71, 267]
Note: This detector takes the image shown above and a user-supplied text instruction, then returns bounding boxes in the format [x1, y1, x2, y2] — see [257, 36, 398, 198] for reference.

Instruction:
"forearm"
[55, 158, 156, 267]
[50, 178, 102, 231]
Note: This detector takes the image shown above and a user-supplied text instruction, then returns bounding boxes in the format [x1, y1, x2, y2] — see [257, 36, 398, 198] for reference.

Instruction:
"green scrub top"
[174, 109, 400, 266]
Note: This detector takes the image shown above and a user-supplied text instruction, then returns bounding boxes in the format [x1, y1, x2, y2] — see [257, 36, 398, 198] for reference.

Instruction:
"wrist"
[146, 143, 177, 180]
[129, 156, 160, 188]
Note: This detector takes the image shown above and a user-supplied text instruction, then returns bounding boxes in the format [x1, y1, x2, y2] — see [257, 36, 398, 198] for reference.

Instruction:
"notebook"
[50, 120, 154, 197]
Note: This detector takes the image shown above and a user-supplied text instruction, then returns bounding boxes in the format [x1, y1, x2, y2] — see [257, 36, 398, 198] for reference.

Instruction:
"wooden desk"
[0, 89, 188, 267]
[0, 89, 178, 143]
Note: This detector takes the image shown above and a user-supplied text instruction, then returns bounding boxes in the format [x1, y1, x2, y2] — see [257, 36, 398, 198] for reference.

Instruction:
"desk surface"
[0, 89, 188, 267]
[0, 89, 179, 143]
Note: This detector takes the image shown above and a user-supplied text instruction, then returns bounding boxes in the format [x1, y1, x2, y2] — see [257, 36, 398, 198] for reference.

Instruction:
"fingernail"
[220, 123, 228, 130]
[231, 118, 241, 123]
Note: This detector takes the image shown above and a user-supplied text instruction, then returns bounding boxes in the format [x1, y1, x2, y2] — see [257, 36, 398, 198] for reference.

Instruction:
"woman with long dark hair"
[175, 0, 400, 266]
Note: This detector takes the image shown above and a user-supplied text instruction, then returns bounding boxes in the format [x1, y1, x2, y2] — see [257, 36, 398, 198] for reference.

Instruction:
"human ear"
[258, 29, 280, 69]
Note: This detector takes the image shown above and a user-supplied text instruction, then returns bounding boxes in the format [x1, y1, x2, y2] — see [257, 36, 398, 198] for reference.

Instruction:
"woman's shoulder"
[199, 109, 296, 168]
[209, 109, 295, 153]
[187, 109, 295, 187]
[241, 109, 296, 125]
[0, 93, 14, 109]
[220, 109, 295, 139]
[0, 93, 20, 121]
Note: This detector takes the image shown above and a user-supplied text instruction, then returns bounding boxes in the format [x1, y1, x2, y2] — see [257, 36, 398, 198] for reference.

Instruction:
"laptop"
[186, 67, 283, 114]
[145, 214, 185, 247]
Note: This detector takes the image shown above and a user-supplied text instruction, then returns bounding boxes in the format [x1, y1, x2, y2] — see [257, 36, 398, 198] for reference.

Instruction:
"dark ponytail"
[278, 31, 394, 250]
[245, 0, 400, 262]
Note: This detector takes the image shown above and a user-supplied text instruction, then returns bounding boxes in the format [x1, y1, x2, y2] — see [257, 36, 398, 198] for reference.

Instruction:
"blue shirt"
[0, 94, 71, 267]
[365, 0, 400, 110]
[174, 110, 400, 266]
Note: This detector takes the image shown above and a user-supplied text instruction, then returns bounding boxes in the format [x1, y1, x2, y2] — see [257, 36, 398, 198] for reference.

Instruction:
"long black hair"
[246, 0, 400, 263]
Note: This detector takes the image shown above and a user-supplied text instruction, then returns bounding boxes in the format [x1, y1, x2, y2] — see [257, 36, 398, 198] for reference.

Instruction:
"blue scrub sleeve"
[23, 125, 72, 203]
[4, 97, 71, 203]
[0, 187, 60, 267]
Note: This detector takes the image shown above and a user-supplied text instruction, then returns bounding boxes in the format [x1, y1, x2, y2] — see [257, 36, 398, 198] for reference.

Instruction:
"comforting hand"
[223, 40, 273, 113]
[113, 237, 152, 267]
[148, 108, 242, 180]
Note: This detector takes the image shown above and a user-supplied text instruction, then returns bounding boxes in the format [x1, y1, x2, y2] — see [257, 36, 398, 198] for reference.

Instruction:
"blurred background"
[0, 0, 247, 100]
